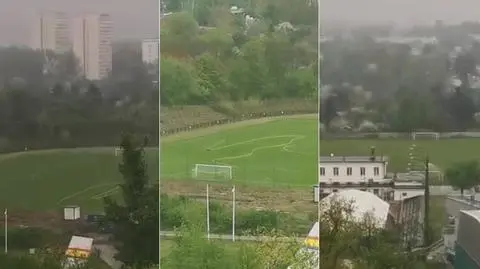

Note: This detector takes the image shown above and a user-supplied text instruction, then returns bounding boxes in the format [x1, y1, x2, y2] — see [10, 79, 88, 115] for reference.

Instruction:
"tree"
[454, 52, 477, 88]
[104, 134, 159, 267]
[447, 87, 476, 131]
[445, 160, 480, 195]
[320, 197, 425, 269]
[162, 222, 314, 269]
[160, 57, 200, 105]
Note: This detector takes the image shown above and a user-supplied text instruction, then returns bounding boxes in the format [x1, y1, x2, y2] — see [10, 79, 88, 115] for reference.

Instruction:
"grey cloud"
[322, 0, 480, 26]
[0, 0, 158, 45]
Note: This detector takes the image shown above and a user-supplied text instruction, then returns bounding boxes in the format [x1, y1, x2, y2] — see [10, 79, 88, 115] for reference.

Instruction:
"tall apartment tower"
[141, 39, 159, 64]
[31, 11, 71, 53]
[72, 13, 113, 80]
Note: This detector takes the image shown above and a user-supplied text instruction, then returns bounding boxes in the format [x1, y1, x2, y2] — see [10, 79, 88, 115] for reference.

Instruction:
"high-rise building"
[31, 11, 71, 53]
[141, 39, 159, 64]
[72, 13, 113, 80]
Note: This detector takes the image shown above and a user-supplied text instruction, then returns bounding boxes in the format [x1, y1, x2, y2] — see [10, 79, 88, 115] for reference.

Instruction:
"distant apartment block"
[31, 11, 71, 53]
[72, 13, 113, 80]
[141, 39, 159, 64]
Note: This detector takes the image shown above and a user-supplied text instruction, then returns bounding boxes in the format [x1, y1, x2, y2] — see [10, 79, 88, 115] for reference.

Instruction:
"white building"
[319, 155, 392, 199]
[141, 39, 159, 64]
[31, 11, 71, 53]
[318, 155, 426, 201]
[72, 13, 113, 80]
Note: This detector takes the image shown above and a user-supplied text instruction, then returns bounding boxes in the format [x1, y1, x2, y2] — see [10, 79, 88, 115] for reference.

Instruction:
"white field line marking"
[213, 135, 305, 162]
[204, 139, 226, 150]
[91, 186, 120, 200]
[209, 135, 299, 151]
[57, 182, 118, 204]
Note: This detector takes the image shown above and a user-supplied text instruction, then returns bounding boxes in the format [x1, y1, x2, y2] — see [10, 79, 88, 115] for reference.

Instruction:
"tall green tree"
[445, 160, 480, 195]
[104, 134, 159, 267]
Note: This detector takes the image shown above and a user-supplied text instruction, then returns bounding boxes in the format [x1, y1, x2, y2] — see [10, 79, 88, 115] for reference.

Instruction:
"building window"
[360, 167, 366, 176]
[402, 192, 407, 197]
[333, 167, 339, 176]
[373, 189, 379, 195]
[347, 167, 352, 175]
[332, 189, 338, 193]
[320, 167, 325, 176]
[374, 167, 380, 176]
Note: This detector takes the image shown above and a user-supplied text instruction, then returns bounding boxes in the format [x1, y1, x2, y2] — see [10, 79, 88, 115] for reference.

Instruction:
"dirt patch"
[161, 114, 317, 143]
[161, 180, 317, 214]
[0, 209, 66, 231]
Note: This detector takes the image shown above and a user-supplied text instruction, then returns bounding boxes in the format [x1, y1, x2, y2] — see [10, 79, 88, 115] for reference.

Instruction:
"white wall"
[393, 189, 425, 200]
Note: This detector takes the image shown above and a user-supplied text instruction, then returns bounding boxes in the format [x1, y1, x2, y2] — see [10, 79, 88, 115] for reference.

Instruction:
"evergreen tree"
[104, 133, 159, 268]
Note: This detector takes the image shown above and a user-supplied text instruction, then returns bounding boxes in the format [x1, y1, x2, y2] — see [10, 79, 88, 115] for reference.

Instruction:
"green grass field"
[0, 148, 158, 212]
[320, 139, 480, 172]
[161, 117, 317, 187]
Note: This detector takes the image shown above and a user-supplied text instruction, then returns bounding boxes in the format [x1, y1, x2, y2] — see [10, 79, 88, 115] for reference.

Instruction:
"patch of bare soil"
[161, 180, 317, 215]
[0, 209, 94, 236]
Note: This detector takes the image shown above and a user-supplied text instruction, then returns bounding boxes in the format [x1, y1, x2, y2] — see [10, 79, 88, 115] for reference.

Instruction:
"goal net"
[411, 132, 440, 140]
[192, 164, 233, 181]
[114, 147, 123, 156]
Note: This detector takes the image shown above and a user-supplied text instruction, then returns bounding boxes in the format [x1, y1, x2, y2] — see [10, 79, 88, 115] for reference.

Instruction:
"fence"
[161, 109, 316, 137]
[321, 132, 480, 140]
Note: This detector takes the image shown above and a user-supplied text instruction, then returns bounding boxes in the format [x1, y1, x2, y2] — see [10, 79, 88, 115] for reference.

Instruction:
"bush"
[236, 210, 279, 234]
[160, 194, 312, 235]
[0, 227, 59, 250]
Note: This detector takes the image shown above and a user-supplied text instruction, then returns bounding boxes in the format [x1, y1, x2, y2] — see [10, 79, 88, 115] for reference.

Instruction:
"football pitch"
[0, 148, 158, 212]
[320, 139, 480, 172]
[160, 116, 318, 188]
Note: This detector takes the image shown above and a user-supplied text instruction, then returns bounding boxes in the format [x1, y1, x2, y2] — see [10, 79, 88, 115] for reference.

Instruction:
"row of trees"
[446, 159, 480, 195]
[161, 223, 315, 269]
[0, 46, 158, 152]
[161, 5, 318, 105]
[320, 36, 480, 132]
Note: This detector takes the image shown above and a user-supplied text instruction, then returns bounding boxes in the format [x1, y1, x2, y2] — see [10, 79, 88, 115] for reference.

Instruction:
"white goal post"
[114, 147, 123, 156]
[411, 132, 440, 140]
[192, 164, 233, 180]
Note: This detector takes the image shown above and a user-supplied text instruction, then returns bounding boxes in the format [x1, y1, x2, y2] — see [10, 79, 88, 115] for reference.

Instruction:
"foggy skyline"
[322, 0, 480, 27]
[0, 0, 158, 45]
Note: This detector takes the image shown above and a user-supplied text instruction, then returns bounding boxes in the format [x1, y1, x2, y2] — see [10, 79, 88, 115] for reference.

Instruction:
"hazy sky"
[322, 0, 480, 26]
[0, 0, 158, 45]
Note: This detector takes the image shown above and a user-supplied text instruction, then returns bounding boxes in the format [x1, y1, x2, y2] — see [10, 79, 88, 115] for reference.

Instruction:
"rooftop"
[460, 210, 480, 224]
[320, 189, 390, 228]
[319, 155, 389, 163]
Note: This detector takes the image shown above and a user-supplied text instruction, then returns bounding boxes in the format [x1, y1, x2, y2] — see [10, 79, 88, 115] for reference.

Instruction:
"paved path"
[93, 244, 123, 269]
[160, 231, 304, 242]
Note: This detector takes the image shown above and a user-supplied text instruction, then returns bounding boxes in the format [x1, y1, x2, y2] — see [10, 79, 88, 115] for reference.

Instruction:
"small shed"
[64, 206, 81, 220]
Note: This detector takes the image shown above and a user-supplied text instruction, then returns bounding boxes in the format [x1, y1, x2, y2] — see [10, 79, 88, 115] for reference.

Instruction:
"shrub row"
[160, 194, 312, 235]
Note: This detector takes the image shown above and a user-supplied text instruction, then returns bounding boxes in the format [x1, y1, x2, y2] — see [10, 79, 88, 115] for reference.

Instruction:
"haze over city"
[322, 0, 480, 26]
[0, 0, 158, 45]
